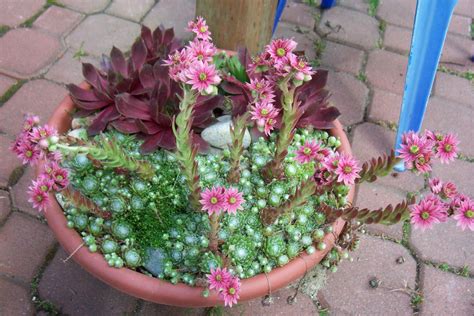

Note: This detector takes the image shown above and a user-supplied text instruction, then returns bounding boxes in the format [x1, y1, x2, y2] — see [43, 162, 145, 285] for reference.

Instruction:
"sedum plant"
[11, 17, 473, 308]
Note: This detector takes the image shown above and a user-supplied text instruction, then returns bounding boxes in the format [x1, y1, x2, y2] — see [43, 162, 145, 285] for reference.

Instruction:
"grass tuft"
[0, 80, 26, 107]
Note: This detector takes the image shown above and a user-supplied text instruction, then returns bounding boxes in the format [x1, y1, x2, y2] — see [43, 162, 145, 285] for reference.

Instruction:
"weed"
[368, 0, 380, 16]
[0, 25, 10, 37]
[356, 71, 367, 83]
[0, 80, 26, 107]
[73, 42, 89, 60]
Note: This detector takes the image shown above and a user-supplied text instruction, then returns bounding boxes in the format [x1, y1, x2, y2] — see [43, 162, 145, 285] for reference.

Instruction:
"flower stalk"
[227, 113, 249, 183]
[209, 213, 220, 252]
[172, 86, 202, 210]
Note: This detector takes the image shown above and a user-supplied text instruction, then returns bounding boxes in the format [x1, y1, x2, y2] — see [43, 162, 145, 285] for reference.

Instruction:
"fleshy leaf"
[115, 94, 152, 120]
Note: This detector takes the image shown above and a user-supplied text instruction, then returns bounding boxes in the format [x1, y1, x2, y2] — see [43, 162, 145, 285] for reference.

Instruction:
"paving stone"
[66, 14, 140, 57]
[412, 219, 474, 269]
[273, 23, 318, 61]
[280, 1, 316, 30]
[338, 0, 369, 13]
[448, 14, 471, 36]
[227, 288, 317, 316]
[318, 6, 379, 50]
[355, 183, 406, 240]
[45, 49, 99, 85]
[33, 6, 83, 36]
[106, 0, 155, 22]
[0, 0, 45, 27]
[0, 190, 11, 223]
[319, 235, 415, 315]
[142, 0, 196, 40]
[421, 266, 474, 316]
[431, 159, 474, 197]
[326, 71, 368, 126]
[423, 97, 474, 158]
[0, 213, 55, 282]
[383, 24, 411, 54]
[0, 28, 63, 78]
[454, 0, 474, 18]
[440, 35, 473, 72]
[140, 303, 206, 315]
[321, 41, 364, 75]
[0, 134, 22, 189]
[0, 278, 34, 315]
[39, 248, 137, 315]
[366, 50, 407, 94]
[0, 75, 16, 97]
[378, 0, 416, 29]
[368, 88, 402, 123]
[11, 167, 38, 217]
[351, 123, 425, 193]
[59, 0, 110, 14]
[0, 80, 67, 137]
[433, 72, 474, 107]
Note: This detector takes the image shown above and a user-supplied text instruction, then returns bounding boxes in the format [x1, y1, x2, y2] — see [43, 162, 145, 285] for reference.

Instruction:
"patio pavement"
[0, 0, 472, 315]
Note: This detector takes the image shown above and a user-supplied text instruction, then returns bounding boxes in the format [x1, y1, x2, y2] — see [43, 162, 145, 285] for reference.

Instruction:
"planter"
[38, 84, 354, 307]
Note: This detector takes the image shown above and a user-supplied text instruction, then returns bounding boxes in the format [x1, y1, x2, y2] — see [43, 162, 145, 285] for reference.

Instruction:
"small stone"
[201, 117, 251, 149]
[396, 256, 405, 264]
[67, 128, 88, 140]
[369, 277, 381, 288]
[143, 247, 166, 277]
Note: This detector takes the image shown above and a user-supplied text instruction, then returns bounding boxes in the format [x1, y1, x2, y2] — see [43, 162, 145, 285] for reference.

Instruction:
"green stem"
[172, 87, 202, 210]
[209, 213, 220, 252]
[227, 113, 249, 184]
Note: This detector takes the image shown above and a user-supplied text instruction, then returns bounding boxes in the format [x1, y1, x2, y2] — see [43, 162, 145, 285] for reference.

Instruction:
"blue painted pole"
[273, 0, 287, 34]
[393, 0, 458, 172]
[320, 0, 336, 9]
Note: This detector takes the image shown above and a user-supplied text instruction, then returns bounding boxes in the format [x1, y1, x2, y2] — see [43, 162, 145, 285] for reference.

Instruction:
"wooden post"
[195, 0, 278, 54]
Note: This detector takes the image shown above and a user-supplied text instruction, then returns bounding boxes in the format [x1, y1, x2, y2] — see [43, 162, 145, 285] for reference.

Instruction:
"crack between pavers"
[421, 259, 474, 279]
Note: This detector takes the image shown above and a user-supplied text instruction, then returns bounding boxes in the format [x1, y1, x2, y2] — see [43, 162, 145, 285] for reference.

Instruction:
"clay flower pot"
[40, 85, 355, 307]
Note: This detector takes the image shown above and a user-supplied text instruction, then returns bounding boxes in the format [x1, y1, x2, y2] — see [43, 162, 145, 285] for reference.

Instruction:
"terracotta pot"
[40, 85, 355, 307]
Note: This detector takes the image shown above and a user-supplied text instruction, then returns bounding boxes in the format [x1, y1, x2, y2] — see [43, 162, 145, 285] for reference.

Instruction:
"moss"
[0, 80, 26, 107]
[356, 71, 367, 83]
[0, 25, 10, 37]
[368, 0, 380, 16]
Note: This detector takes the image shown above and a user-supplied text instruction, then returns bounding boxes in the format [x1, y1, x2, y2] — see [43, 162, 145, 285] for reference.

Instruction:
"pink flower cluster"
[10, 115, 68, 212]
[207, 267, 241, 307]
[164, 17, 220, 94]
[398, 130, 459, 173]
[410, 177, 474, 231]
[200, 186, 245, 215]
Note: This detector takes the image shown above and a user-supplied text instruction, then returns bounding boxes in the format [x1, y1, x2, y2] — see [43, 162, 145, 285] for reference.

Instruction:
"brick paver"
[0, 134, 22, 189]
[0, 213, 56, 282]
[0, 0, 472, 314]
[142, 0, 196, 40]
[59, 0, 111, 14]
[321, 41, 364, 75]
[0, 278, 34, 315]
[33, 6, 84, 37]
[318, 6, 379, 50]
[326, 71, 368, 126]
[39, 248, 137, 315]
[66, 14, 140, 57]
[0, 190, 11, 223]
[319, 235, 416, 315]
[0, 80, 66, 137]
[421, 266, 474, 315]
[0, 0, 44, 27]
[106, 0, 155, 22]
[0, 28, 63, 78]
[0, 75, 16, 97]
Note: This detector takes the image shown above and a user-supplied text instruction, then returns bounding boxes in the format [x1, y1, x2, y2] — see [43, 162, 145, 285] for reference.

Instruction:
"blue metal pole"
[393, 0, 458, 172]
[273, 0, 287, 34]
[320, 0, 336, 9]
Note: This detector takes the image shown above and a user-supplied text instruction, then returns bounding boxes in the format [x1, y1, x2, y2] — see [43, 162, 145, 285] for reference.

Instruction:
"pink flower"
[295, 140, 321, 164]
[32, 175, 54, 194]
[435, 133, 459, 164]
[248, 52, 271, 74]
[249, 102, 279, 126]
[266, 38, 297, 61]
[22, 114, 40, 132]
[223, 187, 244, 214]
[288, 53, 314, 80]
[187, 17, 211, 41]
[185, 61, 221, 93]
[219, 277, 241, 307]
[187, 39, 216, 63]
[17, 140, 41, 165]
[263, 118, 277, 136]
[453, 199, 474, 231]
[51, 166, 69, 190]
[322, 152, 341, 172]
[441, 181, 457, 199]
[29, 125, 57, 144]
[413, 153, 432, 173]
[28, 182, 50, 212]
[428, 177, 443, 194]
[398, 131, 433, 167]
[334, 154, 361, 185]
[200, 186, 225, 215]
[207, 267, 231, 291]
[410, 196, 447, 231]
[450, 193, 470, 210]
[246, 78, 275, 103]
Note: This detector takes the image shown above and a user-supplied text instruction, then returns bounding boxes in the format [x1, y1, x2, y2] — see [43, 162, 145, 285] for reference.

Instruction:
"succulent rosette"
[10, 17, 472, 308]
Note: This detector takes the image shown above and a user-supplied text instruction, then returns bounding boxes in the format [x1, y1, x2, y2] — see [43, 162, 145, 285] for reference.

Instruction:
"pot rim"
[40, 84, 355, 307]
